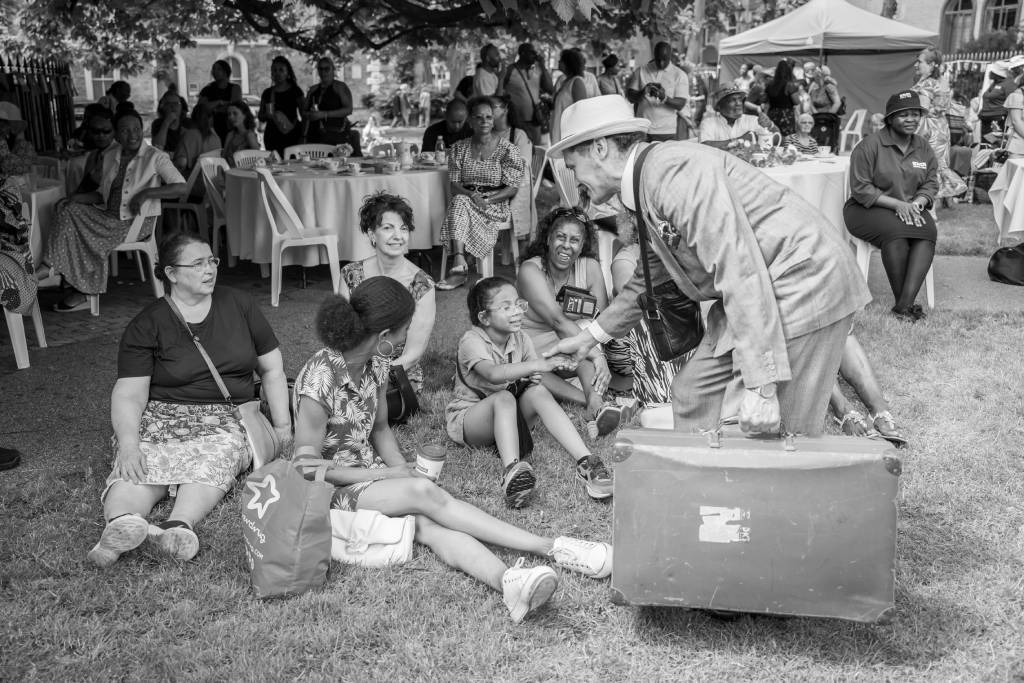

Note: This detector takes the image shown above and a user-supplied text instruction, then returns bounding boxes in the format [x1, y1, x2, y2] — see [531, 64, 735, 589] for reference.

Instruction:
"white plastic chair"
[283, 144, 337, 160]
[839, 109, 868, 154]
[851, 236, 935, 309]
[161, 149, 221, 240]
[6, 201, 47, 369]
[438, 220, 517, 282]
[531, 145, 548, 201]
[87, 199, 163, 316]
[199, 156, 236, 267]
[550, 156, 581, 207]
[233, 150, 274, 169]
[253, 168, 341, 307]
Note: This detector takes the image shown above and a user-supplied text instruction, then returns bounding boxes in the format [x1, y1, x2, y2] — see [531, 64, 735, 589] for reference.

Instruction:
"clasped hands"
[895, 199, 926, 227]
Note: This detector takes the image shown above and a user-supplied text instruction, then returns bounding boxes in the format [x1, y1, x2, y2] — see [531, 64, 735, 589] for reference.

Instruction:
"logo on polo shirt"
[912, 161, 927, 169]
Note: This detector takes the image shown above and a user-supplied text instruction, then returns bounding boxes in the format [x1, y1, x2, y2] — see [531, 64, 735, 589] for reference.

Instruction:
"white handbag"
[330, 509, 415, 568]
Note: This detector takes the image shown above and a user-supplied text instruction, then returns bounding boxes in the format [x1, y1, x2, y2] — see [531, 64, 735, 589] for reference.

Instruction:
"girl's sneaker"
[550, 536, 613, 579]
[87, 513, 149, 568]
[502, 460, 537, 509]
[502, 558, 558, 623]
[575, 455, 613, 500]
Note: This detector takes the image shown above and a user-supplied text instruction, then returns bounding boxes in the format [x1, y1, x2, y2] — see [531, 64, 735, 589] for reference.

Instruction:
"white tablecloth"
[224, 165, 449, 265]
[762, 156, 851, 235]
[26, 177, 66, 264]
[989, 158, 1024, 244]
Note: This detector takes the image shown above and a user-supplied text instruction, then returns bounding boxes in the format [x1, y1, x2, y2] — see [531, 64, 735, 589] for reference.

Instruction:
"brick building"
[71, 38, 455, 120]
[846, 0, 1022, 53]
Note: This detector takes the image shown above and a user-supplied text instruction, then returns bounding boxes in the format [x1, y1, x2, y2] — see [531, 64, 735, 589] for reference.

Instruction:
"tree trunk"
[881, 0, 897, 18]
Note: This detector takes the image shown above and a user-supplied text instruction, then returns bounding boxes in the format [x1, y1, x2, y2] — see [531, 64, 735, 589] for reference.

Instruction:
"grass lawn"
[2, 257, 1023, 680]
[934, 199, 1004, 257]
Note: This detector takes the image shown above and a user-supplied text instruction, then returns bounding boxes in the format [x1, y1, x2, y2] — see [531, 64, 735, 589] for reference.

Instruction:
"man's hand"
[738, 387, 781, 434]
[127, 190, 148, 216]
[542, 331, 597, 363]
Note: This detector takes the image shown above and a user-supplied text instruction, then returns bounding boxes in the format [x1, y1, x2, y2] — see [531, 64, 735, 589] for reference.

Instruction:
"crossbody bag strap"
[632, 145, 705, 302]
[164, 296, 234, 405]
[454, 356, 489, 401]
[632, 145, 659, 312]
[517, 67, 538, 109]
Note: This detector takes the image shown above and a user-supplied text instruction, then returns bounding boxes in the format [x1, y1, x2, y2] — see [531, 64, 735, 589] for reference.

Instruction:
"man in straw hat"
[543, 95, 869, 436]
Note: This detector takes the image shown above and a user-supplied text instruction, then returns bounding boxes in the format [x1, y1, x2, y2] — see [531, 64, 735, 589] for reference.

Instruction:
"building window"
[942, 0, 975, 52]
[986, 0, 1020, 32]
[225, 56, 245, 91]
[90, 69, 120, 100]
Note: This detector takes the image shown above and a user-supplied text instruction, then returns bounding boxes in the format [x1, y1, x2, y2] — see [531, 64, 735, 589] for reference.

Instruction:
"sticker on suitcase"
[698, 505, 750, 543]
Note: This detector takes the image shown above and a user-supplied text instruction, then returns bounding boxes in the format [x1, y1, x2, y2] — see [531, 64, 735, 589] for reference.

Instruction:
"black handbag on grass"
[386, 364, 419, 425]
[633, 145, 705, 361]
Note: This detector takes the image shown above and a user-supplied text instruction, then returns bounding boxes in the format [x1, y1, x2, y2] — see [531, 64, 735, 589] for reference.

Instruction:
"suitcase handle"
[702, 427, 797, 451]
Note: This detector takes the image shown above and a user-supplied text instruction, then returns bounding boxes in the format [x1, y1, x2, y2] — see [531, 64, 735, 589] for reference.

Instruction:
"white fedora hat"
[547, 95, 650, 159]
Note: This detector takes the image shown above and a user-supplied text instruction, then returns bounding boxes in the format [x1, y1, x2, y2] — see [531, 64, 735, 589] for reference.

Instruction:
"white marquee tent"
[718, 0, 938, 119]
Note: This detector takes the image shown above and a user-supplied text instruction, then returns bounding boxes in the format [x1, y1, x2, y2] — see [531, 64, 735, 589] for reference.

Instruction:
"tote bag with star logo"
[241, 459, 334, 599]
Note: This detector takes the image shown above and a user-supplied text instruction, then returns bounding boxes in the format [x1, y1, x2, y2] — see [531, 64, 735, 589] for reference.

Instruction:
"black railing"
[0, 55, 76, 154]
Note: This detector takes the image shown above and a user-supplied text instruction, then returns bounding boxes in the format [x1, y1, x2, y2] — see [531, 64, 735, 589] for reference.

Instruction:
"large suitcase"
[610, 428, 900, 623]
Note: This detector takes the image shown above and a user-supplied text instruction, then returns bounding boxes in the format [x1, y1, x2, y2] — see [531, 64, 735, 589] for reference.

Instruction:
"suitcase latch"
[702, 429, 722, 449]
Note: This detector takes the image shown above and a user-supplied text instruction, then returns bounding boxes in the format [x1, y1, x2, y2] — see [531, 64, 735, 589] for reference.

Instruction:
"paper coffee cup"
[415, 444, 446, 481]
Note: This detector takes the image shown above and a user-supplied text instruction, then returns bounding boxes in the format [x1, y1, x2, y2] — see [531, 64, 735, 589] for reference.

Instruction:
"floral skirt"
[43, 203, 155, 295]
[440, 195, 511, 260]
[103, 400, 251, 500]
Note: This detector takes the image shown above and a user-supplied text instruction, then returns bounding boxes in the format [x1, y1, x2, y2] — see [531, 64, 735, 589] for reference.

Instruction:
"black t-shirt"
[421, 120, 473, 152]
[117, 287, 279, 404]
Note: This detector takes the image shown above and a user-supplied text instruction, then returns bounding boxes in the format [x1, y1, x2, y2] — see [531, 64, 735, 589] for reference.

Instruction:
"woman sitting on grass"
[447, 277, 614, 509]
[516, 207, 630, 439]
[88, 232, 292, 567]
[291, 277, 612, 624]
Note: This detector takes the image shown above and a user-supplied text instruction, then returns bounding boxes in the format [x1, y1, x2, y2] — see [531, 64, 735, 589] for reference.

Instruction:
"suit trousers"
[670, 313, 854, 436]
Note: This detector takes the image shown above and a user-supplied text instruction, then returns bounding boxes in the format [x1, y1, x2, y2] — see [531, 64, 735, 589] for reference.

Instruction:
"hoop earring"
[376, 339, 396, 358]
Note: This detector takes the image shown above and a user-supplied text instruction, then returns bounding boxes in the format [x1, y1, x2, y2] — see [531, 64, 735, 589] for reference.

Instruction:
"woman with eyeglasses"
[436, 97, 525, 290]
[517, 208, 631, 445]
[88, 232, 291, 568]
[782, 113, 819, 155]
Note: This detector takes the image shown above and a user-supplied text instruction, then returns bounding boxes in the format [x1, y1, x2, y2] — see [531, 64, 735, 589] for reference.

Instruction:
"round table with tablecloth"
[762, 156, 851, 236]
[224, 164, 450, 266]
[988, 158, 1024, 245]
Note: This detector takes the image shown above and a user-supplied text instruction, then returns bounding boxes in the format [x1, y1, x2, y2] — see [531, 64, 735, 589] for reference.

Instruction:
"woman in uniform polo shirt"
[844, 91, 938, 322]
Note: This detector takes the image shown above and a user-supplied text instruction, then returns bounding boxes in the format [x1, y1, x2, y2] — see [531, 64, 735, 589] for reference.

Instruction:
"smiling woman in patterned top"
[291, 277, 615, 623]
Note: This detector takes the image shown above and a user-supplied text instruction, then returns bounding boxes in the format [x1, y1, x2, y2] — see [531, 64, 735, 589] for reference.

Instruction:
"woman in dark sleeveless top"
[305, 57, 357, 153]
[259, 56, 305, 156]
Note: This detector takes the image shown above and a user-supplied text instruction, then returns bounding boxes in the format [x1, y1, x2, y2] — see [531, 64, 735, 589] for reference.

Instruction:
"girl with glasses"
[447, 276, 613, 508]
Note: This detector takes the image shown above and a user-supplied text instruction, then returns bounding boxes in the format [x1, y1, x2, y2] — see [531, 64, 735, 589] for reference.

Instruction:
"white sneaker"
[148, 523, 200, 562]
[550, 536, 613, 579]
[87, 513, 149, 568]
[502, 558, 558, 624]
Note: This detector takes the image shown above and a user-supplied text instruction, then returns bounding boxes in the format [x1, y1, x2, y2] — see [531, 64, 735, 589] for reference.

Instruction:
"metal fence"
[0, 55, 76, 153]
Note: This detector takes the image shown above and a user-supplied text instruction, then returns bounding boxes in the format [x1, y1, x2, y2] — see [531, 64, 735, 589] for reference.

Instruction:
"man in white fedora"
[544, 95, 870, 436]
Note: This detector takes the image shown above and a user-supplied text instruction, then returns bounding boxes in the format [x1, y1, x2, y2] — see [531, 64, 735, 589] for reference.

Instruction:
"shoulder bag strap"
[517, 67, 538, 109]
[454, 356, 489, 401]
[632, 146, 705, 301]
[164, 296, 235, 404]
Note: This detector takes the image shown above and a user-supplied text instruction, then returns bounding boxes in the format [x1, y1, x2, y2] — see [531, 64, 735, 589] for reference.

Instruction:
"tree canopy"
[1, 0, 730, 72]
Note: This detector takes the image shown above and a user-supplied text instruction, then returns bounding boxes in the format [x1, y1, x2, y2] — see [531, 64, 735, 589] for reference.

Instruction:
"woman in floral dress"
[291, 277, 614, 623]
[912, 48, 967, 200]
[437, 97, 525, 289]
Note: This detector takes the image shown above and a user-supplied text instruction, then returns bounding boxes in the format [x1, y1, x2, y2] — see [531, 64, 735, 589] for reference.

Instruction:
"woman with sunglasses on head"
[88, 232, 291, 568]
[292, 277, 611, 623]
[517, 208, 631, 443]
[259, 56, 306, 158]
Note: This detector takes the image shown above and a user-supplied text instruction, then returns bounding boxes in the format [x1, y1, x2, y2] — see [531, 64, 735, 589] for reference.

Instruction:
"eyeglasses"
[488, 299, 529, 314]
[171, 257, 220, 270]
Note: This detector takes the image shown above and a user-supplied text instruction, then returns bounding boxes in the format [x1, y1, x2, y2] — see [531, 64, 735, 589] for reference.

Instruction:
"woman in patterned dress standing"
[911, 48, 967, 200]
[437, 97, 525, 290]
